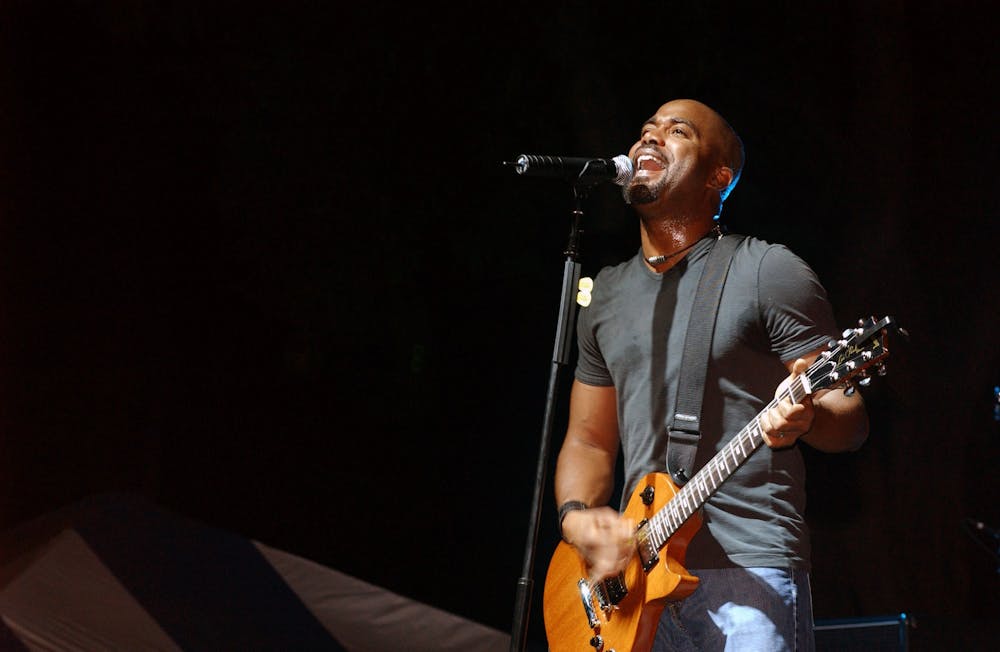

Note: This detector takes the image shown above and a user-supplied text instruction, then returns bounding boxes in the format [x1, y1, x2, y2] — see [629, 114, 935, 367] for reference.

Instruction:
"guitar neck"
[642, 373, 813, 548]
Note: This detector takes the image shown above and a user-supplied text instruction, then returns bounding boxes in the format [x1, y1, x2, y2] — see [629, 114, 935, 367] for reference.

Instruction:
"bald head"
[656, 99, 745, 202]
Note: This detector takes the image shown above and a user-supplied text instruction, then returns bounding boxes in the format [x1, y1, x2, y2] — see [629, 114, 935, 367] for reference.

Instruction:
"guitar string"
[637, 375, 807, 551]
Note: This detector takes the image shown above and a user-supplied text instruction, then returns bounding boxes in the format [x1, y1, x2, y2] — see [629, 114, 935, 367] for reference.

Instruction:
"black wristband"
[557, 501, 588, 541]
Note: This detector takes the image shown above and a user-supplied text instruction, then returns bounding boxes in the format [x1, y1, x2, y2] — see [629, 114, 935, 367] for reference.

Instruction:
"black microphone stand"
[510, 178, 598, 652]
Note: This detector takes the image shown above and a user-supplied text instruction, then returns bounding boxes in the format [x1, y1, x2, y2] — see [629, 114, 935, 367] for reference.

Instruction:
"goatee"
[623, 181, 658, 205]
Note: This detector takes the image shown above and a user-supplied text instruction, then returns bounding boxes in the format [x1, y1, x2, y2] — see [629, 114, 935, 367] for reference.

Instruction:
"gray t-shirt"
[574, 234, 836, 569]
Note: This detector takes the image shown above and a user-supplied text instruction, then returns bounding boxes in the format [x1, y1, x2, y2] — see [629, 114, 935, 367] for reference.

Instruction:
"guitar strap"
[666, 232, 746, 486]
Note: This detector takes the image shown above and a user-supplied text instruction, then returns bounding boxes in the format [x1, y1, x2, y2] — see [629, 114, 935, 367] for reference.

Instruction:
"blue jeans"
[653, 567, 815, 651]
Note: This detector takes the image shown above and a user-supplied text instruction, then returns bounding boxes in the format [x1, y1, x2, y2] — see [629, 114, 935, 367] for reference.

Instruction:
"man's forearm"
[554, 437, 617, 508]
[801, 390, 869, 452]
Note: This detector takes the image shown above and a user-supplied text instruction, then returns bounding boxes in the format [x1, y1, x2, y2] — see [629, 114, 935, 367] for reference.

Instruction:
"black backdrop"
[1, 1, 997, 648]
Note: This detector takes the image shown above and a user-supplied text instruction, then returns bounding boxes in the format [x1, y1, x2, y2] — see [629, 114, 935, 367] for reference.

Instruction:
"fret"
[698, 475, 710, 498]
[692, 475, 708, 503]
[791, 377, 808, 403]
[651, 519, 664, 546]
[738, 431, 751, 457]
[672, 505, 684, 532]
[685, 490, 697, 517]
[666, 508, 679, 534]
[702, 468, 719, 494]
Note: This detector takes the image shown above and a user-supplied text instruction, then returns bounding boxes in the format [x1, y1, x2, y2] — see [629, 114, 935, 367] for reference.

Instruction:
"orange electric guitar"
[543, 316, 900, 652]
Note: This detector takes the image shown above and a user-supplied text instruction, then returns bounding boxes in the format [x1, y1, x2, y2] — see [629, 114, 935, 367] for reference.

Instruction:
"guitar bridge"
[577, 573, 629, 628]
[595, 574, 628, 609]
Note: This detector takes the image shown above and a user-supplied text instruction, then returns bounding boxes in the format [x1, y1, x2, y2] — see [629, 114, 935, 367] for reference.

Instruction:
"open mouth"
[636, 154, 666, 172]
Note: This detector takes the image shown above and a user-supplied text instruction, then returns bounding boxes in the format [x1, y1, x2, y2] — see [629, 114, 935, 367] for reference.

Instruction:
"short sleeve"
[757, 245, 838, 363]
[574, 293, 614, 387]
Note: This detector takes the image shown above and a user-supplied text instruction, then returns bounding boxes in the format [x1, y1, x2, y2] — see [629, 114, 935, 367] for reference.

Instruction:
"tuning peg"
[844, 383, 856, 396]
[877, 363, 888, 376]
[859, 376, 872, 386]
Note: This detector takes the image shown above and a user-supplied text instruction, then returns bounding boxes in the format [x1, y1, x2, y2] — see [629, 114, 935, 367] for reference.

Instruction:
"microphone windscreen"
[611, 155, 633, 186]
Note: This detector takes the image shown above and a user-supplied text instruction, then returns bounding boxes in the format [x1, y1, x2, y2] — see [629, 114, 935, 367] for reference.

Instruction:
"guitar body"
[543, 472, 701, 652]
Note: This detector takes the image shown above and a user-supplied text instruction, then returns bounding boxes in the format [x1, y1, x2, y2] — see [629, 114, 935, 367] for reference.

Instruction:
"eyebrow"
[643, 116, 700, 136]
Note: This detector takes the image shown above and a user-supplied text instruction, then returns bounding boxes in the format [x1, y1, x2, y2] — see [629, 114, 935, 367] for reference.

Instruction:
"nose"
[641, 127, 664, 147]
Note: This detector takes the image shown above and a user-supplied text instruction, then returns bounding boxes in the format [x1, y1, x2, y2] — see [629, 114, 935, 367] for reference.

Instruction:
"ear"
[707, 165, 734, 192]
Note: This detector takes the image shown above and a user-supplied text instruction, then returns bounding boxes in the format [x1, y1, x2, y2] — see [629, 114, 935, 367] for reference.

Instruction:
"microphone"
[507, 154, 633, 186]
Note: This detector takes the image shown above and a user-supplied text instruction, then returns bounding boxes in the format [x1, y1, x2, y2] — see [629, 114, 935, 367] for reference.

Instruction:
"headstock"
[807, 316, 900, 394]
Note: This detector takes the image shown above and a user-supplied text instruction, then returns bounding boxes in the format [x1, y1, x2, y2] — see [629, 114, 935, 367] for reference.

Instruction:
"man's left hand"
[761, 357, 814, 448]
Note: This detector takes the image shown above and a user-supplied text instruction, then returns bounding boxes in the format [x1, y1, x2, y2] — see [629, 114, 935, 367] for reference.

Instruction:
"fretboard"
[638, 373, 811, 553]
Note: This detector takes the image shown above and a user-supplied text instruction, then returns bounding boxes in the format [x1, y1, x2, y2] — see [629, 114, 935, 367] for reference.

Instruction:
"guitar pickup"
[637, 536, 659, 572]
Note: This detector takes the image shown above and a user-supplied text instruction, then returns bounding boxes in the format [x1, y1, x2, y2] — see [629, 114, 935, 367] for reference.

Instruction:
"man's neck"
[639, 212, 716, 273]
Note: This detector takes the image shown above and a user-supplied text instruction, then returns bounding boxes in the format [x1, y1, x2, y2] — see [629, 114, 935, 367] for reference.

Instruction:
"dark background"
[1, 0, 997, 648]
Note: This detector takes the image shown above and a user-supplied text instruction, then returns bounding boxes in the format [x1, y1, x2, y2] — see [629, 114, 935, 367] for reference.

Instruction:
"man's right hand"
[560, 506, 637, 583]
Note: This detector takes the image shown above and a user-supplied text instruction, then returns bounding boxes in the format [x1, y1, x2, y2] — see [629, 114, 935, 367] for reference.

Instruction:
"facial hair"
[622, 174, 666, 205]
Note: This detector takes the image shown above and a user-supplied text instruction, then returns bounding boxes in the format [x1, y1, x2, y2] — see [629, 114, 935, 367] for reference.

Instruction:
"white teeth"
[637, 154, 665, 169]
